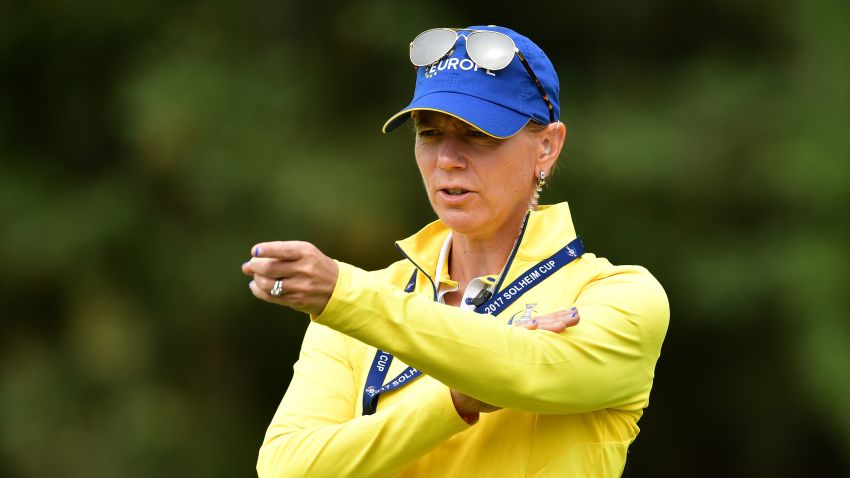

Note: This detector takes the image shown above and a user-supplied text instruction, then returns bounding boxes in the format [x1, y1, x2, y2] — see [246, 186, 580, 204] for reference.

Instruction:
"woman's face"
[414, 111, 547, 240]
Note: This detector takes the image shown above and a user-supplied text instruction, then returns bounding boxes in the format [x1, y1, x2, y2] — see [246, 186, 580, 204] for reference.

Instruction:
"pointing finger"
[250, 241, 314, 261]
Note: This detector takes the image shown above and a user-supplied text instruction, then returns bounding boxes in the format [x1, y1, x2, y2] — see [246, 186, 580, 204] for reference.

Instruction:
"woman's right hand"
[449, 308, 580, 422]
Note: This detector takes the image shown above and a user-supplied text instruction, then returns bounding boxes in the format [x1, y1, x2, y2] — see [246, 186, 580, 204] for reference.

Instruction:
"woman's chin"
[436, 208, 487, 234]
[435, 202, 528, 239]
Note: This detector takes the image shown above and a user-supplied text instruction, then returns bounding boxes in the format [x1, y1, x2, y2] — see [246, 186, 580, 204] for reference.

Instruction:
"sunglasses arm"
[515, 49, 555, 124]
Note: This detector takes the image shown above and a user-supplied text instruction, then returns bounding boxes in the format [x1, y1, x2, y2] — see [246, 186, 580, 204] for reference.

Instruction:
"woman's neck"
[448, 212, 527, 285]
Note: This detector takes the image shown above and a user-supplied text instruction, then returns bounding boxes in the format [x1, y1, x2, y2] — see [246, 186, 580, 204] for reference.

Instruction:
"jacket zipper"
[394, 211, 532, 303]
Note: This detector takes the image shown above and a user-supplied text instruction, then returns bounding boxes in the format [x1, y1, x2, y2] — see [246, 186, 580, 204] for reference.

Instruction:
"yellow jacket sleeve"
[314, 262, 669, 414]
[257, 321, 470, 478]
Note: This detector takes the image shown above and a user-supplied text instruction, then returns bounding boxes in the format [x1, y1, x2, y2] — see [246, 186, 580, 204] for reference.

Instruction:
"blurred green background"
[2, 1, 848, 476]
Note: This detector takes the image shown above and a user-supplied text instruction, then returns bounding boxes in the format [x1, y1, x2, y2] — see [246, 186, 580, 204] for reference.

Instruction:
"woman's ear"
[537, 121, 566, 175]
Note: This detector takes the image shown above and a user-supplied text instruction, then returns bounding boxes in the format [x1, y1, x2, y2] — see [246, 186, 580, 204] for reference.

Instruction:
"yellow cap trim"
[381, 107, 529, 140]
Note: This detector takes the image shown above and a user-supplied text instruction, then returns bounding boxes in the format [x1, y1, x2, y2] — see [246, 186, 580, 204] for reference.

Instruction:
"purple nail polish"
[253, 246, 261, 256]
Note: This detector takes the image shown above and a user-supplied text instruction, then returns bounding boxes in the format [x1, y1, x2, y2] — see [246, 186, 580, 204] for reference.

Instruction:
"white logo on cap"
[424, 57, 497, 79]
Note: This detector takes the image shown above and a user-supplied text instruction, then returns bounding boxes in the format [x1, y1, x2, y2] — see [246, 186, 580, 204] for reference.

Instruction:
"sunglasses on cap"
[409, 28, 555, 124]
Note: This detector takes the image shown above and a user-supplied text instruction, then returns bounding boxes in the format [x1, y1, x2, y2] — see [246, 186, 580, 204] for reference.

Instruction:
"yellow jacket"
[257, 202, 669, 477]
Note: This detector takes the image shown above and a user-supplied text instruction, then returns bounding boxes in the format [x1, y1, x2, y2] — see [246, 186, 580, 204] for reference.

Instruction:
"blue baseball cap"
[382, 25, 560, 138]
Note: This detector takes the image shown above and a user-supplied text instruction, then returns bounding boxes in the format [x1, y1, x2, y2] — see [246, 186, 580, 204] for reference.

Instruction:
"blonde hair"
[523, 120, 548, 134]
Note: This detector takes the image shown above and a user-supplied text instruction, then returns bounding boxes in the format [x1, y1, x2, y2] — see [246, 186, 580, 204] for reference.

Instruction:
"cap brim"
[381, 91, 531, 139]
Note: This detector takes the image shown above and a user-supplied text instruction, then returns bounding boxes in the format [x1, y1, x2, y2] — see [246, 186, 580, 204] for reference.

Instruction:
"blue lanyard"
[362, 237, 584, 416]
[363, 271, 422, 415]
[474, 237, 584, 315]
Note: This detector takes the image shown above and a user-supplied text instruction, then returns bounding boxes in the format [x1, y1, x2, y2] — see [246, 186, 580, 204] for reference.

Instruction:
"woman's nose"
[435, 134, 467, 170]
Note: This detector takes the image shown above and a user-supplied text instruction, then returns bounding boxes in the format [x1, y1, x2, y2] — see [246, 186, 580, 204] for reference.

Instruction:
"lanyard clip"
[469, 288, 493, 307]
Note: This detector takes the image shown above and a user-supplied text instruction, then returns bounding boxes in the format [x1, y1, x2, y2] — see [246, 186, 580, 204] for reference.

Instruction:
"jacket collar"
[395, 202, 578, 284]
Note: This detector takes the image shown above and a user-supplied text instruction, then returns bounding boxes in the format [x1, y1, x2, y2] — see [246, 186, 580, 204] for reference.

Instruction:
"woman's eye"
[417, 129, 439, 137]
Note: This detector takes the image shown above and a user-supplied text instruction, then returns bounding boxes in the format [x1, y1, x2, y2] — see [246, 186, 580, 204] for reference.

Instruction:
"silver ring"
[270, 279, 284, 297]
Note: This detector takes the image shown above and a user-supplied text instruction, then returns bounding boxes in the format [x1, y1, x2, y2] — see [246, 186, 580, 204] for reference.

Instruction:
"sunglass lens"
[410, 28, 458, 66]
[466, 31, 515, 70]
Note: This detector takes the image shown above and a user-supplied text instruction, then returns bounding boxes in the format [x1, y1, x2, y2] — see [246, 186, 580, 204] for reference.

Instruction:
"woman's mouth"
[438, 188, 473, 202]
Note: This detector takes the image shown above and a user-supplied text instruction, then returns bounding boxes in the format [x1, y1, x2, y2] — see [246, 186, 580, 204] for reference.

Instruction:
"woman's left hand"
[242, 241, 339, 316]
[512, 307, 579, 331]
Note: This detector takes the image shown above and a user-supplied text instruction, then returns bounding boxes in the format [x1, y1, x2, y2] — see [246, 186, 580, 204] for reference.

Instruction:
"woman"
[244, 25, 668, 477]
